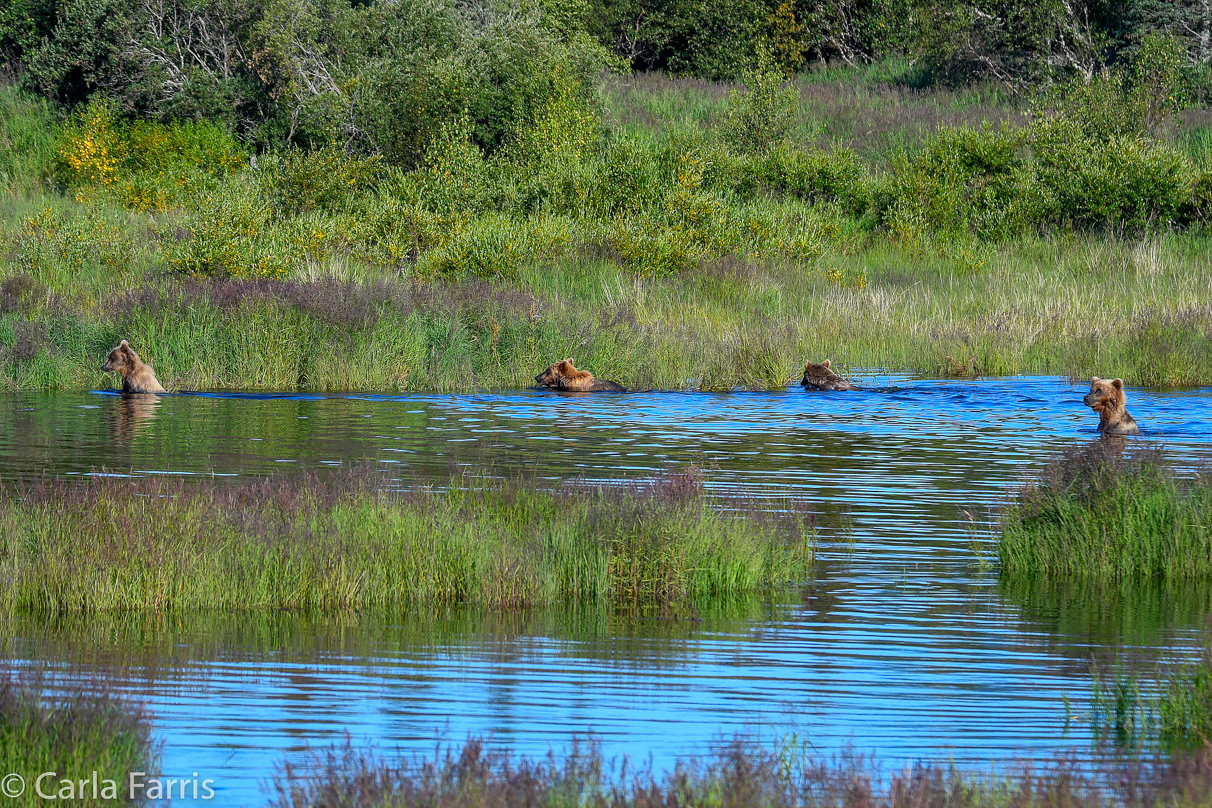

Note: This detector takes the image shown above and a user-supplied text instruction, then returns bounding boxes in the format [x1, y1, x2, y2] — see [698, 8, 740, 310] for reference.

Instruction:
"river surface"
[1, 375, 1211, 806]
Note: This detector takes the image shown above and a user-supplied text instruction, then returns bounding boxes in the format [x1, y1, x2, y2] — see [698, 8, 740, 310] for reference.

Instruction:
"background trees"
[2, 0, 1210, 158]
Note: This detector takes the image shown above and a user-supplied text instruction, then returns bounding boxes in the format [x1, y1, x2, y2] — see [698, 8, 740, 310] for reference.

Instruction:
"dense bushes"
[2, 0, 609, 166]
[7, 52, 1211, 285]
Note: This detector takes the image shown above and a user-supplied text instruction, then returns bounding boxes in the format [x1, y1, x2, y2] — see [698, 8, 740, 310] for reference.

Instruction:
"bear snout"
[101, 359, 115, 372]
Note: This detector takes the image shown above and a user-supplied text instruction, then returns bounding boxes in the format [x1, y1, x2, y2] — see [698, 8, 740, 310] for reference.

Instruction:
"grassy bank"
[998, 444, 1212, 581]
[5, 233, 1212, 393]
[0, 468, 814, 613]
[3, 60, 1212, 393]
[1, 671, 156, 807]
[272, 735, 1212, 808]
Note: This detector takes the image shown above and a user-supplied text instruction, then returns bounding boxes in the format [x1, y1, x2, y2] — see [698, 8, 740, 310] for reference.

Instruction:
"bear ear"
[1112, 378, 1123, 389]
[822, 359, 831, 368]
[1091, 376, 1101, 383]
[119, 339, 130, 348]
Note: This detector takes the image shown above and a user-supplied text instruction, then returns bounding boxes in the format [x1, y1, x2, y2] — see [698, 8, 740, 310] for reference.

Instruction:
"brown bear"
[101, 340, 167, 394]
[945, 355, 979, 377]
[535, 358, 627, 392]
[801, 359, 859, 391]
[1083, 377, 1139, 435]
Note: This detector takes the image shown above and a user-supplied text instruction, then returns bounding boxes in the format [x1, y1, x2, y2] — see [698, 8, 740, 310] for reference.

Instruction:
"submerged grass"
[1091, 630, 1212, 754]
[271, 734, 1212, 808]
[998, 444, 1212, 581]
[0, 467, 814, 614]
[0, 670, 157, 807]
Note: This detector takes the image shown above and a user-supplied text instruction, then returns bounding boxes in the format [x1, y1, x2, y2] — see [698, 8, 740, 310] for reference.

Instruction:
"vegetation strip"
[998, 444, 1212, 581]
[269, 734, 1212, 808]
[0, 468, 814, 613]
[0, 671, 156, 808]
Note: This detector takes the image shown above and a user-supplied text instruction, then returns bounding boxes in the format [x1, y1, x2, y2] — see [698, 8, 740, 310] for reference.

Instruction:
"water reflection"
[107, 393, 162, 441]
[0, 377, 1210, 805]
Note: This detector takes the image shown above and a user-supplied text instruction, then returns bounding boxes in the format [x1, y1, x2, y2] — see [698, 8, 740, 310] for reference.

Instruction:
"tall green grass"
[0, 671, 157, 807]
[999, 444, 1212, 581]
[0, 85, 56, 193]
[0, 468, 814, 613]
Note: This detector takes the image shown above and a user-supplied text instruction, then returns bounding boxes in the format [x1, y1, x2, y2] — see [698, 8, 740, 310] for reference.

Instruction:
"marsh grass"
[998, 444, 1212, 580]
[0, 466, 815, 613]
[0, 669, 156, 807]
[3, 233, 1211, 392]
[270, 734, 1212, 808]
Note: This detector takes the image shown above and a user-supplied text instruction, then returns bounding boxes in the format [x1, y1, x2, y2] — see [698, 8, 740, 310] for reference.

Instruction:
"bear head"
[1083, 377, 1125, 414]
[535, 358, 576, 388]
[101, 340, 139, 377]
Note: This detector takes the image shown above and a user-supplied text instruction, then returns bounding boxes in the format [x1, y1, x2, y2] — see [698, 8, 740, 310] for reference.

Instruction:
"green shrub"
[53, 96, 245, 211]
[872, 125, 1034, 242]
[582, 133, 671, 218]
[258, 144, 383, 216]
[164, 178, 289, 277]
[1032, 117, 1191, 231]
[416, 212, 532, 279]
[721, 52, 798, 156]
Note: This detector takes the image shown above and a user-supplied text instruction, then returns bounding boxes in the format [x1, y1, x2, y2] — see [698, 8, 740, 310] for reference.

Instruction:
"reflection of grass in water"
[3, 597, 789, 675]
[0, 670, 157, 807]
[0, 466, 814, 613]
[270, 734, 1212, 808]
[999, 443, 1212, 581]
[1000, 575, 1212, 654]
[1092, 638, 1212, 754]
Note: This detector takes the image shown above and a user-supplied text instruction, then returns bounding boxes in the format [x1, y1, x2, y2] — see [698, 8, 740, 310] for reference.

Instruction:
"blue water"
[1, 375, 1210, 806]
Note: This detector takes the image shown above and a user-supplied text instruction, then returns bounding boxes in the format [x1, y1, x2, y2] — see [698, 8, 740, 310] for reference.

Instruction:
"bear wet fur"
[1083, 377, 1139, 435]
[801, 360, 859, 391]
[535, 358, 627, 392]
[101, 340, 167, 394]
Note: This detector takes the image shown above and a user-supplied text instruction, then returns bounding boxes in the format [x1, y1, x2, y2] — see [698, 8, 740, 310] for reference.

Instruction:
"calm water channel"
[1, 374, 1210, 806]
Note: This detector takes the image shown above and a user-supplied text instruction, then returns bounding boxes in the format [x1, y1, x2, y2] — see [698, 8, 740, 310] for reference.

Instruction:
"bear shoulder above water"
[801, 360, 859, 392]
[535, 358, 627, 392]
[101, 340, 167, 394]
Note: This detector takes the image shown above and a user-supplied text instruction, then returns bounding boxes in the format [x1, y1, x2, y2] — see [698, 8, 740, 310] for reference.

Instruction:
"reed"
[998, 444, 1212, 580]
[270, 734, 1212, 808]
[0, 670, 157, 808]
[0, 467, 814, 614]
